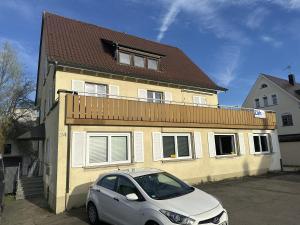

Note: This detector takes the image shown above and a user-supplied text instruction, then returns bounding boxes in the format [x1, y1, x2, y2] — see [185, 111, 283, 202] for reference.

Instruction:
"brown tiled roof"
[263, 74, 300, 101]
[42, 12, 225, 91]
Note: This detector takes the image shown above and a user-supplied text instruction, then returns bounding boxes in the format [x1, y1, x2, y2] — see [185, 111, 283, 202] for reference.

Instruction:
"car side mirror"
[126, 193, 139, 201]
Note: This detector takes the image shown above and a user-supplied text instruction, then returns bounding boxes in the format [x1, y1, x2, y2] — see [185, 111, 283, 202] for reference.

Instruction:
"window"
[254, 98, 260, 108]
[263, 96, 268, 107]
[282, 114, 293, 126]
[4, 144, 11, 154]
[261, 83, 268, 89]
[162, 133, 191, 159]
[253, 134, 270, 153]
[87, 133, 130, 166]
[271, 94, 278, 105]
[148, 58, 158, 70]
[193, 96, 208, 106]
[98, 175, 117, 191]
[214, 134, 236, 156]
[116, 176, 143, 200]
[119, 52, 131, 65]
[133, 55, 145, 68]
[85, 83, 107, 97]
[147, 90, 164, 103]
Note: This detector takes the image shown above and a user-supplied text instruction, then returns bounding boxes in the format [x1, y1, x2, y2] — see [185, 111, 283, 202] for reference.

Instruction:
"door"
[93, 175, 120, 224]
[114, 175, 144, 225]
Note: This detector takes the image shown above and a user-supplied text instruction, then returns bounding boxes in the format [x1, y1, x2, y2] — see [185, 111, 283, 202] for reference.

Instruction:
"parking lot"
[2, 172, 300, 225]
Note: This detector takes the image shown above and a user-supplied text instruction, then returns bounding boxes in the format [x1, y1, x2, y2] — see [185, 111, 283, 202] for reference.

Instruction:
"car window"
[116, 176, 139, 196]
[98, 175, 117, 191]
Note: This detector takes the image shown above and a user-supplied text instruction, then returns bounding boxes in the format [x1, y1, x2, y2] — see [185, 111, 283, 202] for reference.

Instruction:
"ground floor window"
[214, 134, 237, 156]
[162, 133, 191, 159]
[87, 133, 131, 166]
[253, 134, 270, 153]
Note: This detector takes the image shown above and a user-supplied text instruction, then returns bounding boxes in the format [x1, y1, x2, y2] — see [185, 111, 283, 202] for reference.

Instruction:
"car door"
[93, 175, 120, 224]
[114, 175, 145, 225]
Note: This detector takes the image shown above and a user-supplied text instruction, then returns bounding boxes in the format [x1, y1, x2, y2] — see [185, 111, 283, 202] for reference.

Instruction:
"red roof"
[42, 12, 225, 91]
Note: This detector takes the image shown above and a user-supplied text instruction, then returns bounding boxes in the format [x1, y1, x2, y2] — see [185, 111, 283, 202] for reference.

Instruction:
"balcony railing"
[65, 94, 276, 130]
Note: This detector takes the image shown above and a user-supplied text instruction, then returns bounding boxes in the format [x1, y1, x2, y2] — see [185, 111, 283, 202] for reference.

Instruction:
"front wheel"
[87, 202, 100, 225]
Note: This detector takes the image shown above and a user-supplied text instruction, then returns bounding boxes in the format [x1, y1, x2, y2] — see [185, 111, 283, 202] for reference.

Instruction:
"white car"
[86, 168, 228, 225]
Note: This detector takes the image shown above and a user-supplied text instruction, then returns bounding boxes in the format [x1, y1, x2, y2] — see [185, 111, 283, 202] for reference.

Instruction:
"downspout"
[65, 123, 71, 210]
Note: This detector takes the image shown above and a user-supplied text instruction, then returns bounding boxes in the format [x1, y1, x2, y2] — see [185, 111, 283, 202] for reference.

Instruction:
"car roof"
[107, 168, 163, 178]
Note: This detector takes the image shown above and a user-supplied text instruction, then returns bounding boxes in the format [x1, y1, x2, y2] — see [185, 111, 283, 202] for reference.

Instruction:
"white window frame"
[147, 90, 164, 103]
[86, 133, 131, 166]
[119, 52, 131, 65]
[214, 133, 238, 157]
[253, 134, 270, 154]
[84, 82, 107, 97]
[271, 94, 278, 105]
[263, 96, 269, 107]
[147, 58, 158, 70]
[161, 133, 192, 160]
[133, 55, 145, 68]
[254, 98, 260, 108]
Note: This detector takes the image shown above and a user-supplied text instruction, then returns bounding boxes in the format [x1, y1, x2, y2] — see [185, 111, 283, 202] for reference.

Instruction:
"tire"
[87, 202, 100, 225]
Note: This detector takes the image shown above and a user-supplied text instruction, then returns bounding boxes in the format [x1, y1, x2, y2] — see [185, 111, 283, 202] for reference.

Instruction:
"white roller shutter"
[152, 132, 162, 161]
[164, 92, 173, 104]
[109, 85, 119, 98]
[138, 89, 147, 101]
[134, 132, 144, 163]
[208, 132, 216, 158]
[248, 133, 255, 155]
[72, 132, 86, 167]
[194, 132, 203, 158]
[238, 133, 246, 155]
[71, 80, 85, 94]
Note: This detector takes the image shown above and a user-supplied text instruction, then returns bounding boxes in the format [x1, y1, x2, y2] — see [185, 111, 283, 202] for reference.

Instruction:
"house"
[35, 12, 281, 213]
[243, 73, 300, 167]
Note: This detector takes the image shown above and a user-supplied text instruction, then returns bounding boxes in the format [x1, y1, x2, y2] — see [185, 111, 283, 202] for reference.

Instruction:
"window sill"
[215, 154, 239, 159]
[83, 162, 133, 169]
[253, 152, 272, 156]
[161, 158, 194, 163]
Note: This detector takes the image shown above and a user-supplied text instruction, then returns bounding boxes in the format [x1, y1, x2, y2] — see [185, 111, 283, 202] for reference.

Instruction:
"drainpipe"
[65, 123, 71, 210]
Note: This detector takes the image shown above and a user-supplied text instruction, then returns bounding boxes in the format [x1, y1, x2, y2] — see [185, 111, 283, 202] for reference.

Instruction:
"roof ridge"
[43, 11, 178, 50]
[262, 73, 300, 85]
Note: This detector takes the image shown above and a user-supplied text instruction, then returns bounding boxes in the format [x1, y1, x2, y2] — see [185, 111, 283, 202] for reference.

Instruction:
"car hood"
[154, 188, 220, 216]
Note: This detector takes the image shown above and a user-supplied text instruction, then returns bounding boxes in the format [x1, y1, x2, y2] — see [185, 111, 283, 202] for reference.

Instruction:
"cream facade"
[243, 74, 300, 166]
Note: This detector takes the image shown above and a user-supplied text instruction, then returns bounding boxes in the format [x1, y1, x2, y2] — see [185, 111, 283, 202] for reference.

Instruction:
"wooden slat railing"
[65, 95, 276, 129]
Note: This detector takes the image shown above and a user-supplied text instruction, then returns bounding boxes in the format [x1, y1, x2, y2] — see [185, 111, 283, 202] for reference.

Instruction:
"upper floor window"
[271, 94, 278, 105]
[133, 55, 145, 68]
[85, 83, 107, 97]
[193, 96, 207, 106]
[148, 59, 158, 70]
[253, 134, 270, 153]
[254, 98, 260, 108]
[119, 52, 131, 65]
[261, 83, 268, 89]
[147, 90, 164, 103]
[263, 96, 268, 107]
[282, 114, 293, 126]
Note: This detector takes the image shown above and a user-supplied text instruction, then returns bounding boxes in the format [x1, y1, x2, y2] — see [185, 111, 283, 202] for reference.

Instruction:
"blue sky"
[1, 0, 300, 105]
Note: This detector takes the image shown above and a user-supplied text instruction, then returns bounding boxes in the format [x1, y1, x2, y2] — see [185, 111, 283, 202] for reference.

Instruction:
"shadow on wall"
[67, 182, 93, 211]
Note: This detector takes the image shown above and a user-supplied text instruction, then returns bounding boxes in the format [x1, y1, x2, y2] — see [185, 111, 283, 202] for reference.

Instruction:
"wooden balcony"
[65, 95, 276, 130]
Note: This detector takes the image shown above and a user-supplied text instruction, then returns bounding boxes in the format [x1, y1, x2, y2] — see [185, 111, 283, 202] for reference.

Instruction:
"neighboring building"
[243, 73, 300, 166]
[35, 12, 281, 213]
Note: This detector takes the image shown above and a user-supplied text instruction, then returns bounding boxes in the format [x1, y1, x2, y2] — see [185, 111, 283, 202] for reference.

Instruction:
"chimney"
[288, 74, 295, 86]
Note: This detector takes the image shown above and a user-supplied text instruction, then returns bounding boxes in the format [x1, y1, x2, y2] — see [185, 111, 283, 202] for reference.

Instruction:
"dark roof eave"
[51, 60, 226, 92]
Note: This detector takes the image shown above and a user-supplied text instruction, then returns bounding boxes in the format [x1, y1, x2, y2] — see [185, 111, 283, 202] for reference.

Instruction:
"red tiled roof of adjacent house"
[42, 12, 226, 91]
[263, 74, 300, 101]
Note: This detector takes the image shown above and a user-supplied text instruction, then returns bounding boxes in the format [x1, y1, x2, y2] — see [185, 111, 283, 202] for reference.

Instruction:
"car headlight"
[160, 209, 195, 225]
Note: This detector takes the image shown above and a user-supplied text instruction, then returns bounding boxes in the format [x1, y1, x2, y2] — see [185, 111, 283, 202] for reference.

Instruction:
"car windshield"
[134, 172, 194, 200]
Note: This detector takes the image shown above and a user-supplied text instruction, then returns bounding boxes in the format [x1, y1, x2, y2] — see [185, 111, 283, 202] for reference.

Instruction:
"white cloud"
[212, 45, 241, 87]
[246, 7, 269, 29]
[261, 35, 282, 47]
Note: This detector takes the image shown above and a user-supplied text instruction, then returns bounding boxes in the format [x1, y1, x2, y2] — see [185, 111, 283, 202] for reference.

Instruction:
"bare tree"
[0, 42, 35, 153]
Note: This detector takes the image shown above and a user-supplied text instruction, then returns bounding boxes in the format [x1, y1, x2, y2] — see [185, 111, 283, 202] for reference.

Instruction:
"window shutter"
[201, 97, 208, 105]
[134, 132, 144, 163]
[138, 89, 147, 101]
[208, 132, 216, 158]
[248, 133, 255, 154]
[270, 132, 280, 153]
[164, 92, 173, 104]
[238, 133, 246, 155]
[109, 85, 119, 98]
[71, 80, 85, 94]
[194, 132, 203, 158]
[193, 96, 200, 106]
[152, 132, 162, 161]
[72, 132, 86, 167]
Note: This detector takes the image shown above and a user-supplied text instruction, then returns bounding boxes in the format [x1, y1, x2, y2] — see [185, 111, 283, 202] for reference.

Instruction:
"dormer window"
[133, 55, 145, 68]
[119, 52, 131, 65]
[148, 58, 158, 70]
